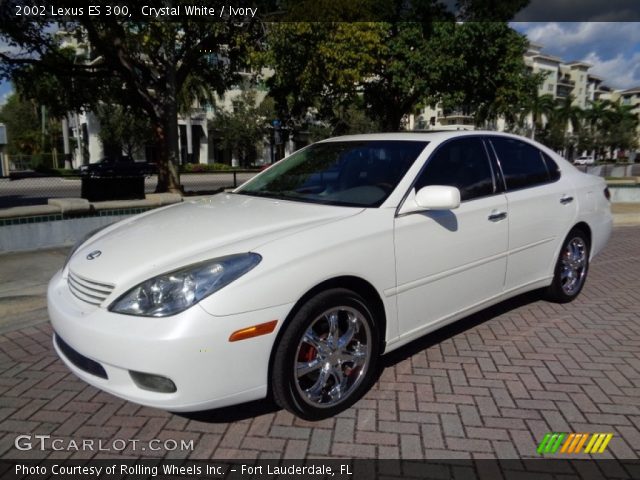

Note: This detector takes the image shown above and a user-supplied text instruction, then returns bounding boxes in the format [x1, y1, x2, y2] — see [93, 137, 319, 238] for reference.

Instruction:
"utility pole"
[41, 105, 46, 151]
[62, 116, 71, 169]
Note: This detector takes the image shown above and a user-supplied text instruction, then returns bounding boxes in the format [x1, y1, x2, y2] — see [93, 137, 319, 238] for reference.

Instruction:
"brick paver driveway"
[1, 227, 639, 460]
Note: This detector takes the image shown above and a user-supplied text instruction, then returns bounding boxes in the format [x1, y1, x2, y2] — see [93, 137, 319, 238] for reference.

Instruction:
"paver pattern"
[1, 227, 639, 460]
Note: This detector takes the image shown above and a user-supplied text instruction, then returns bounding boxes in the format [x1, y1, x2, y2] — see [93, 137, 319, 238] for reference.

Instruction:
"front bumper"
[48, 269, 293, 412]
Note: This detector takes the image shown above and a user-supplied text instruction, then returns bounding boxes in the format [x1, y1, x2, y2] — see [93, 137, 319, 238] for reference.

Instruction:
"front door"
[394, 137, 509, 339]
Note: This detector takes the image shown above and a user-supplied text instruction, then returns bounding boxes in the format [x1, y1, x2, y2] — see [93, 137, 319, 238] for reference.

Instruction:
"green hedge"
[180, 163, 234, 173]
[33, 166, 80, 177]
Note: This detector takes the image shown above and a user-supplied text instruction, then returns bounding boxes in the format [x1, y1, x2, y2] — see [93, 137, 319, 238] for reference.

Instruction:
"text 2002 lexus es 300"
[49, 132, 612, 420]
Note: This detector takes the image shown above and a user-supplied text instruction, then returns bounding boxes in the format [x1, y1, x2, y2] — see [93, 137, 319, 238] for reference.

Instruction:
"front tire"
[546, 228, 590, 303]
[271, 288, 380, 420]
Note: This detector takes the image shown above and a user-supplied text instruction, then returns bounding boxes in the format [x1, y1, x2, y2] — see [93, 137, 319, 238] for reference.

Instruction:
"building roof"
[525, 42, 544, 55]
[530, 54, 563, 64]
[566, 61, 592, 69]
[620, 86, 640, 94]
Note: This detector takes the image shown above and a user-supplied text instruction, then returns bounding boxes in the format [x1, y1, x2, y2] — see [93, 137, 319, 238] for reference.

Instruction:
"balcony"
[557, 76, 575, 87]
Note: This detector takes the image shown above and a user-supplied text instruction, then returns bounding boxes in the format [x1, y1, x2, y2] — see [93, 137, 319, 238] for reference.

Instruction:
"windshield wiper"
[236, 190, 292, 200]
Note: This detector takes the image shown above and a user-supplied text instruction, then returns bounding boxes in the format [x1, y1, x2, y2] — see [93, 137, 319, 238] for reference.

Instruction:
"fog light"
[130, 371, 177, 393]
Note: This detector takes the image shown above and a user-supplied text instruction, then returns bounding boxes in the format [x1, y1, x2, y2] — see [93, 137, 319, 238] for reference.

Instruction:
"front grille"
[67, 270, 114, 306]
[55, 334, 108, 379]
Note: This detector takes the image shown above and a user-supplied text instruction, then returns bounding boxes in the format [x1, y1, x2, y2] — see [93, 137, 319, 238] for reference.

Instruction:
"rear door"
[488, 136, 577, 291]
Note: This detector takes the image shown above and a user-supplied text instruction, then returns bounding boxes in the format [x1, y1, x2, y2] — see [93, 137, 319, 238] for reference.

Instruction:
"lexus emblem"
[86, 250, 102, 260]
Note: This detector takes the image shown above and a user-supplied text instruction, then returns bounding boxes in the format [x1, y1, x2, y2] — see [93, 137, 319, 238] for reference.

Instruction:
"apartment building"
[523, 43, 592, 109]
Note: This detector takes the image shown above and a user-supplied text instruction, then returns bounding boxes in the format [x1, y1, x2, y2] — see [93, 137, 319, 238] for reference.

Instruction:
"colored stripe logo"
[537, 433, 613, 455]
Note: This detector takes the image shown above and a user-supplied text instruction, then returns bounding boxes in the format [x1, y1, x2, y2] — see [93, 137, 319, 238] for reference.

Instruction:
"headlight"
[64, 225, 110, 269]
[109, 253, 262, 317]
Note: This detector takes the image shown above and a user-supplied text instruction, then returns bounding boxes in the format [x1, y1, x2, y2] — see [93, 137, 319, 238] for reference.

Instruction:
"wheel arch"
[549, 221, 592, 278]
[572, 221, 592, 251]
[266, 275, 388, 398]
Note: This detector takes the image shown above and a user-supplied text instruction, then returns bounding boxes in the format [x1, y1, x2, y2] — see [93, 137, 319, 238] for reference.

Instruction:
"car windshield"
[236, 140, 428, 207]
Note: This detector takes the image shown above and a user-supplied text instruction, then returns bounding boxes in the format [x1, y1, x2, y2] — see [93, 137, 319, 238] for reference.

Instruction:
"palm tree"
[176, 73, 218, 165]
[552, 95, 583, 158]
[604, 99, 639, 160]
[554, 95, 582, 134]
[177, 73, 217, 116]
[520, 91, 555, 140]
[583, 99, 612, 160]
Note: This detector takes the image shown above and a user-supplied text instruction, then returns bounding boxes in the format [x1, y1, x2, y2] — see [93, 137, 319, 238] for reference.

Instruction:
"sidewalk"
[0, 247, 67, 333]
[611, 202, 640, 225]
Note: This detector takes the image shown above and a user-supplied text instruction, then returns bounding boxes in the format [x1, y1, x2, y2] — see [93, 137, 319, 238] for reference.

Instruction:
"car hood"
[69, 193, 362, 286]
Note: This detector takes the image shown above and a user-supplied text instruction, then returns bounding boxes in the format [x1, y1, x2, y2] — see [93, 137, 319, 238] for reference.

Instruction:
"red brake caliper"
[298, 343, 317, 363]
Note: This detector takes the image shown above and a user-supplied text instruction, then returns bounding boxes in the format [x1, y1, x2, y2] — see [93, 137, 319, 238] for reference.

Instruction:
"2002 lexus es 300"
[49, 132, 612, 420]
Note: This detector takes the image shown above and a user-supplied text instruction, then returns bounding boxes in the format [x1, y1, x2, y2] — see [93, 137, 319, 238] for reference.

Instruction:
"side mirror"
[398, 185, 461, 215]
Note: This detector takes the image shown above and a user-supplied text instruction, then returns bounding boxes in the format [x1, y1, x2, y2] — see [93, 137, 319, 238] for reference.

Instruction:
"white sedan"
[574, 156, 595, 165]
[48, 132, 612, 420]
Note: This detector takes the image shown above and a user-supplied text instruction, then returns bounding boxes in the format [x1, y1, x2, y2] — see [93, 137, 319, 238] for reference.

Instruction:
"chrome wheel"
[294, 306, 372, 408]
[272, 288, 380, 419]
[560, 236, 588, 296]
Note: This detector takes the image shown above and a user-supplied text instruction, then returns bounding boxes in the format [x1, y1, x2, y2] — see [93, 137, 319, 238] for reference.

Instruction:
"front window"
[415, 137, 495, 202]
[237, 141, 428, 207]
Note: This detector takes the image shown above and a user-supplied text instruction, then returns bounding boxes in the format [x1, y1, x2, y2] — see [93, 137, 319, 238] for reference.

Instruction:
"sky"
[1, 21, 640, 107]
[511, 22, 640, 90]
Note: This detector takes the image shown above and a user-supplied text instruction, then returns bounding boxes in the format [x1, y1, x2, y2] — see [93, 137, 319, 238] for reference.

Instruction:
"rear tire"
[271, 288, 380, 420]
[546, 228, 590, 303]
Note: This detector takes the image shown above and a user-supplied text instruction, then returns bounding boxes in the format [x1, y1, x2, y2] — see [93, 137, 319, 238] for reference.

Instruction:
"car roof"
[319, 130, 531, 144]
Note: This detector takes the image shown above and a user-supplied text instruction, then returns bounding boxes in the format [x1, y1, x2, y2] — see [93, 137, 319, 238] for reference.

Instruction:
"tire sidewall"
[550, 229, 590, 303]
[272, 288, 380, 420]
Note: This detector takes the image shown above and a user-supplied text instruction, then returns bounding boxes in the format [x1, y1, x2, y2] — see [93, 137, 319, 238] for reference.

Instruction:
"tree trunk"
[379, 109, 405, 132]
[155, 65, 182, 194]
[153, 117, 182, 193]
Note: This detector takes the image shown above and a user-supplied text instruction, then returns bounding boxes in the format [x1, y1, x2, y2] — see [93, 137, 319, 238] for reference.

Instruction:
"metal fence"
[0, 171, 258, 209]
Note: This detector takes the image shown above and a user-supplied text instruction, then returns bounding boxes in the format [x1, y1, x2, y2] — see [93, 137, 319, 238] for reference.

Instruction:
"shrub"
[181, 163, 235, 173]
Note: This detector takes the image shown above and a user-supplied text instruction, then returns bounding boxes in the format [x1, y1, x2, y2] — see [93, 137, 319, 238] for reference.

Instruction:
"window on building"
[415, 137, 495, 202]
[548, 84, 553, 91]
[490, 137, 557, 190]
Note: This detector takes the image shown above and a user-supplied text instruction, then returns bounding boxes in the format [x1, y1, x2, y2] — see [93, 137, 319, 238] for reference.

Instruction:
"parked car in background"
[49, 131, 612, 420]
[574, 155, 595, 166]
[79, 157, 156, 177]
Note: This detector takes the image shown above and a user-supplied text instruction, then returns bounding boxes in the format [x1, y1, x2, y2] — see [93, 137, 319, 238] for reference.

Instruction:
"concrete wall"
[609, 186, 640, 203]
[0, 215, 127, 253]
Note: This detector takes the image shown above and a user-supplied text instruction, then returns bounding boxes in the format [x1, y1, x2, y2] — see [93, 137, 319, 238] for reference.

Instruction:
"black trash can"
[81, 175, 145, 202]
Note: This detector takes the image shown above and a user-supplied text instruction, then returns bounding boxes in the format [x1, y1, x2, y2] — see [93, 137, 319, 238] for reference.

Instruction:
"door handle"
[488, 210, 507, 222]
[560, 195, 574, 205]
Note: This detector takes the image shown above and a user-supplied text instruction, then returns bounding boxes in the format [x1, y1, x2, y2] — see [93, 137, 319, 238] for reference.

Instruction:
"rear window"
[490, 137, 558, 190]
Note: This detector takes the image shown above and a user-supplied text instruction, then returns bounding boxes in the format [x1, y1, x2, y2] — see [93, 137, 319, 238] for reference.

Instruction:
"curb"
[0, 193, 182, 220]
[613, 213, 640, 226]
